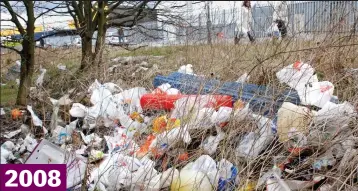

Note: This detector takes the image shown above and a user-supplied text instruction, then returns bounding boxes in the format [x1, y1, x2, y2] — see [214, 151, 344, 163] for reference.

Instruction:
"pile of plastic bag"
[1, 62, 358, 191]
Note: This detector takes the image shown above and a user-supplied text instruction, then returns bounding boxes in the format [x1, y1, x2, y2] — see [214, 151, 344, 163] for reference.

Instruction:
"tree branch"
[2, 1, 26, 34]
[105, 1, 124, 15]
[66, 2, 79, 29]
[71, 1, 84, 25]
[34, 3, 67, 20]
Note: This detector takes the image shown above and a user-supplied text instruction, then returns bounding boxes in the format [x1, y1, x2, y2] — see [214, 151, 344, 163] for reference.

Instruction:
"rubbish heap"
[1, 61, 357, 191]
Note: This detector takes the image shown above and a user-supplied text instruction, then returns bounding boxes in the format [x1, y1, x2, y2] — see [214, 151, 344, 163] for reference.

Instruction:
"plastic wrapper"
[22, 134, 38, 152]
[217, 159, 238, 191]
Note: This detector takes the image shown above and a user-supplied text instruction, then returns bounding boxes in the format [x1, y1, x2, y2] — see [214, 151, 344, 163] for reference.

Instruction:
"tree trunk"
[93, 2, 107, 68]
[80, 35, 93, 70]
[16, 1, 35, 106]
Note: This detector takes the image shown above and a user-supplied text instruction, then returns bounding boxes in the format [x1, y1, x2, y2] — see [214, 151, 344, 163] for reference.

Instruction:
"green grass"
[116, 45, 185, 57]
[0, 82, 18, 106]
[3, 40, 21, 47]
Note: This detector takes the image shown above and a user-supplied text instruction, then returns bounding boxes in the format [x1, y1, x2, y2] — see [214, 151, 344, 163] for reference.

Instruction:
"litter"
[296, 81, 334, 108]
[27, 105, 43, 127]
[277, 102, 312, 143]
[3, 62, 357, 190]
[1, 108, 5, 115]
[236, 72, 250, 83]
[178, 64, 194, 75]
[25, 139, 87, 189]
[57, 64, 67, 70]
[276, 61, 318, 89]
[3, 129, 21, 139]
[235, 114, 275, 159]
[35, 68, 47, 87]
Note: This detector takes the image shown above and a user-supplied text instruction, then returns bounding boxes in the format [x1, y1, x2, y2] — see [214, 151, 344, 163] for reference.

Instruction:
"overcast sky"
[1, 1, 286, 30]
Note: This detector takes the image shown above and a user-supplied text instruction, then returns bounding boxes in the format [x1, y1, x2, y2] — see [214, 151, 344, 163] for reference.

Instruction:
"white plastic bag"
[118, 114, 147, 138]
[103, 82, 123, 94]
[49, 98, 60, 132]
[171, 95, 218, 119]
[27, 105, 43, 127]
[150, 127, 191, 149]
[1, 141, 16, 162]
[201, 132, 225, 155]
[69, 103, 89, 118]
[113, 87, 147, 114]
[233, 102, 251, 122]
[53, 120, 77, 145]
[104, 126, 139, 154]
[236, 114, 275, 159]
[211, 107, 232, 126]
[296, 81, 334, 108]
[276, 61, 318, 89]
[178, 64, 194, 75]
[136, 168, 179, 191]
[88, 79, 101, 94]
[155, 83, 180, 95]
[184, 108, 216, 130]
[92, 153, 135, 189]
[236, 73, 250, 83]
[314, 101, 357, 133]
[171, 169, 213, 191]
[80, 132, 103, 148]
[36, 68, 47, 87]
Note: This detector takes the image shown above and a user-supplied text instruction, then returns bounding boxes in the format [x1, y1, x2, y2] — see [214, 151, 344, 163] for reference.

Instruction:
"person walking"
[272, 1, 288, 39]
[118, 27, 124, 43]
[235, 1, 255, 44]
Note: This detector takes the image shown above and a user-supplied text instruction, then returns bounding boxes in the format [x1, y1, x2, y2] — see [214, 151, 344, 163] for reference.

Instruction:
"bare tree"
[1, 1, 65, 105]
[65, 1, 162, 70]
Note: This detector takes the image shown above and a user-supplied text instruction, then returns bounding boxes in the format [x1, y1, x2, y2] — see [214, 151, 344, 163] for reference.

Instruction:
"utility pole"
[206, 1, 212, 45]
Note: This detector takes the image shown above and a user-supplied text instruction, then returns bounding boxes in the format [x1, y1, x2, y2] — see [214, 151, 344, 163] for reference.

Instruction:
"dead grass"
[1, 33, 358, 190]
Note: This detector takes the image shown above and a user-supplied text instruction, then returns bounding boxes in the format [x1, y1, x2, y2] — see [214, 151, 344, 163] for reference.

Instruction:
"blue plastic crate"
[153, 72, 301, 114]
